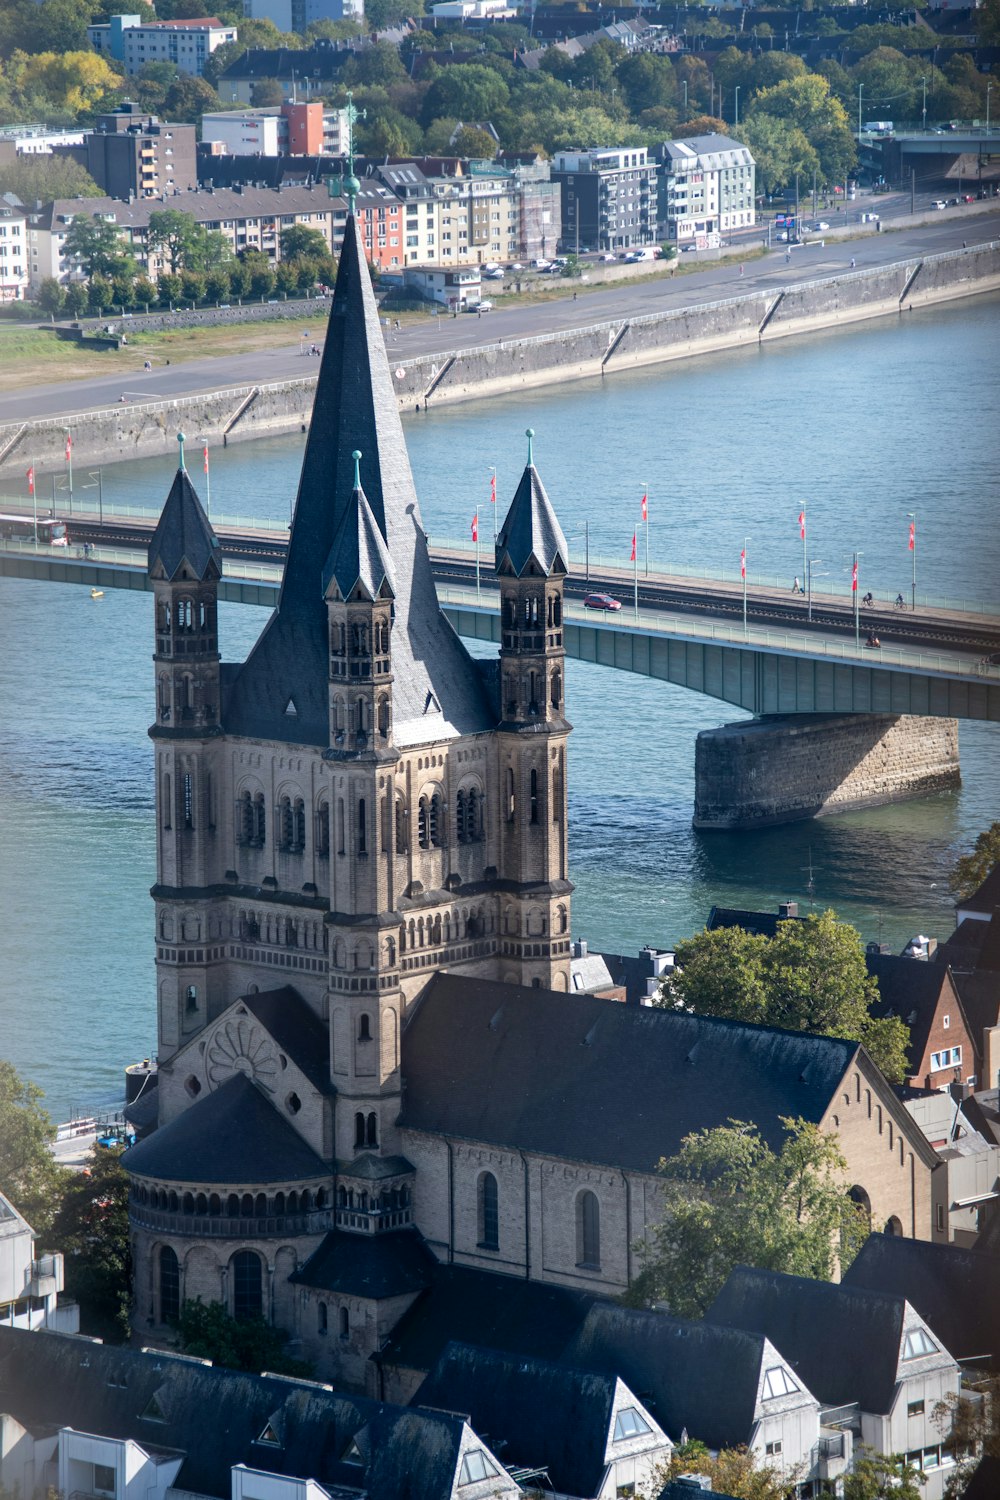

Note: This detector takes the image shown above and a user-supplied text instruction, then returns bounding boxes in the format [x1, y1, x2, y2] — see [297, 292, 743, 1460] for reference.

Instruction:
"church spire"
[322, 450, 396, 604]
[496, 429, 569, 580]
[147, 432, 221, 584]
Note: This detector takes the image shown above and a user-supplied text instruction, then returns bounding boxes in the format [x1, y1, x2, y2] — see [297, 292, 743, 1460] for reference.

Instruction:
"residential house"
[402, 264, 481, 308]
[216, 39, 356, 104]
[552, 147, 657, 254]
[414, 1341, 673, 1499]
[0, 1326, 519, 1500]
[561, 1303, 849, 1494]
[353, 181, 403, 272]
[936, 868, 1000, 1092]
[706, 1267, 963, 1499]
[201, 105, 349, 159]
[0, 202, 29, 302]
[901, 1088, 1000, 1244]
[658, 133, 756, 246]
[868, 953, 978, 1090]
[70, 106, 198, 201]
[0, 1191, 78, 1333]
[87, 16, 238, 77]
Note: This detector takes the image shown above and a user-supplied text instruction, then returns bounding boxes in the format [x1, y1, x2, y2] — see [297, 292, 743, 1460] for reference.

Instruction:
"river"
[1, 293, 998, 1119]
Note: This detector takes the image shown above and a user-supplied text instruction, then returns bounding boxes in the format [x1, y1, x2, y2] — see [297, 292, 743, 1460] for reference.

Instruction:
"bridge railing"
[438, 582, 1000, 682]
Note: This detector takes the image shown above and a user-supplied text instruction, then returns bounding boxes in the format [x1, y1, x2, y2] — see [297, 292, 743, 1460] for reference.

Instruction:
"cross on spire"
[325, 91, 366, 215]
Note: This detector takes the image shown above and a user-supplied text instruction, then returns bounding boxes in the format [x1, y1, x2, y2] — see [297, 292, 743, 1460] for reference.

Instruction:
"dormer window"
[459, 1450, 500, 1485]
[613, 1407, 652, 1441]
[903, 1328, 938, 1360]
[762, 1365, 799, 1399]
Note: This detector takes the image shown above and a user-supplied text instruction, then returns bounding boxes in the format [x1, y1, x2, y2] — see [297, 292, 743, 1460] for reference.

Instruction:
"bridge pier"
[693, 713, 960, 830]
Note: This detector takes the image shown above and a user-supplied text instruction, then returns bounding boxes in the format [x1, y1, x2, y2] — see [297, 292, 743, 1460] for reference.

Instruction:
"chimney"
[573, 938, 588, 959]
[778, 901, 799, 919]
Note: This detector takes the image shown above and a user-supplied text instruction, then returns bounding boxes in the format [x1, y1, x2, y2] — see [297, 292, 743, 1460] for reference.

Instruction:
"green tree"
[646, 1441, 791, 1500]
[345, 40, 407, 87]
[664, 910, 909, 1083]
[241, 250, 275, 299]
[364, 0, 425, 30]
[626, 1117, 868, 1317]
[250, 77, 285, 108]
[110, 268, 136, 309]
[0, 153, 99, 200]
[63, 214, 133, 278]
[180, 269, 206, 305]
[133, 276, 157, 310]
[147, 208, 201, 273]
[735, 113, 819, 196]
[843, 1447, 924, 1500]
[64, 282, 88, 318]
[280, 224, 330, 262]
[275, 261, 299, 297]
[451, 124, 500, 158]
[616, 52, 677, 115]
[87, 271, 113, 313]
[204, 267, 232, 304]
[49, 1144, 131, 1342]
[178, 1299, 312, 1376]
[950, 821, 1000, 901]
[35, 277, 66, 317]
[747, 74, 857, 185]
[421, 63, 510, 129]
[157, 271, 182, 307]
[0, 1061, 70, 1240]
[163, 74, 221, 123]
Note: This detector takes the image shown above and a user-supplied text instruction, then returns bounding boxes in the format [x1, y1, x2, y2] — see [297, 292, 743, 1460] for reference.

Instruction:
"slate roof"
[240, 986, 335, 1097]
[147, 466, 221, 583]
[222, 211, 493, 749]
[495, 460, 568, 579]
[562, 1303, 777, 1451]
[707, 905, 783, 938]
[123, 1074, 329, 1185]
[218, 42, 354, 82]
[842, 1233, 1000, 1367]
[0, 1326, 476, 1500]
[959, 867, 1000, 916]
[377, 1262, 595, 1377]
[414, 1342, 620, 1497]
[322, 471, 396, 602]
[705, 1267, 933, 1415]
[937, 916, 1000, 976]
[866, 955, 965, 1076]
[291, 1229, 435, 1299]
[399, 974, 859, 1174]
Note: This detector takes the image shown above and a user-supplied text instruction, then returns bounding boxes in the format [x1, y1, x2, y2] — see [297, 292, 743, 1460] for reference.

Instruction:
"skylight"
[903, 1328, 938, 1360]
[614, 1407, 652, 1441]
[459, 1450, 500, 1485]
[762, 1366, 800, 1400]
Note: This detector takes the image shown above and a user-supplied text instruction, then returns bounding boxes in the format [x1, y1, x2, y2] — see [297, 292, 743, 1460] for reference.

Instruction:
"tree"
[204, 268, 232, 304]
[645, 1442, 792, 1500]
[280, 224, 330, 263]
[626, 1117, 869, 1317]
[421, 63, 510, 129]
[364, 0, 424, 30]
[0, 1061, 70, 1240]
[64, 282, 89, 318]
[843, 1447, 925, 1500]
[36, 278, 66, 317]
[950, 821, 1000, 901]
[88, 272, 112, 313]
[451, 124, 500, 159]
[746, 74, 856, 186]
[7, 51, 124, 119]
[133, 276, 157, 310]
[178, 1300, 312, 1376]
[735, 114, 819, 197]
[63, 214, 133, 279]
[0, 153, 99, 201]
[250, 77, 285, 109]
[157, 271, 182, 307]
[147, 209, 201, 274]
[163, 74, 221, 122]
[241, 250, 275, 300]
[180, 269, 206, 305]
[49, 1144, 131, 1342]
[663, 910, 910, 1085]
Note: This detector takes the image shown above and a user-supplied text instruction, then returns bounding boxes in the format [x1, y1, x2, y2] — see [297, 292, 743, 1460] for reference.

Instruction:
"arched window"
[278, 796, 292, 849]
[551, 669, 562, 710]
[316, 801, 330, 857]
[253, 793, 266, 846]
[468, 787, 481, 841]
[576, 1190, 601, 1269]
[377, 695, 390, 737]
[358, 1013, 371, 1042]
[429, 792, 442, 848]
[238, 790, 253, 845]
[177, 597, 193, 631]
[366, 1112, 378, 1148]
[231, 1250, 263, 1321]
[336, 798, 345, 856]
[357, 797, 367, 855]
[529, 769, 539, 825]
[506, 768, 515, 822]
[354, 1112, 365, 1149]
[318, 1301, 328, 1335]
[417, 797, 429, 850]
[395, 796, 407, 852]
[162, 773, 172, 830]
[456, 789, 467, 843]
[159, 1246, 179, 1325]
[339, 1306, 349, 1339]
[478, 1171, 499, 1251]
[885, 1216, 903, 1237]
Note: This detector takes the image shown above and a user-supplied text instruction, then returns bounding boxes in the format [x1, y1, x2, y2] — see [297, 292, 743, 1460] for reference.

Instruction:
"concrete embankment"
[3, 243, 997, 476]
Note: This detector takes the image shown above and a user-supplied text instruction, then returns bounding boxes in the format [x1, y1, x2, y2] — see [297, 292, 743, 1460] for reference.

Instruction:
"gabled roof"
[377, 1262, 595, 1377]
[147, 466, 221, 583]
[707, 905, 783, 938]
[495, 459, 568, 578]
[414, 1342, 624, 1497]
[937, 915, 1000, 976]
[240, 986, 335, 1097]
[0, 1325, 484, 1500]
[123, 1074, 329, 1185]
[291, 1229, 435, 1299]
[867, 955, 966, 1076]
[706, 1266, 952, 1415]
[843, 1233, 1000, 1367]
[958, 867, 1000, 916]
[322, 466, 396, 602]
[562, 1303, 788, 1451]
[399, 974, 859, 1174]
[222, 212, 492, 749]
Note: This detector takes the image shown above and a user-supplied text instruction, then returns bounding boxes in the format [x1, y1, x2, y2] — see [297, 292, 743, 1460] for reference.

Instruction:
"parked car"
[599, 252, 616, 262]
[532, 258, 552, 270]
[931, 200, 947, 209]
[804, 220, 830, 231]
[484, 268, 505, 280]
[583, 592, 622, 611]
[508, 262, 524, 271]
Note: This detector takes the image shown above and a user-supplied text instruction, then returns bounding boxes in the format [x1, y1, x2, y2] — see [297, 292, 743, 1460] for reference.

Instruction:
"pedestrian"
[573, 291, 577, 300]
[144, 359, 151, 371]
[850, 257, 856, 268]
[785, 250, 791, 263]
[395, 319, 400, 331]
[962, 241, 967, 249]
[739, 264, 744, 276]
[792, 576, 802, 594]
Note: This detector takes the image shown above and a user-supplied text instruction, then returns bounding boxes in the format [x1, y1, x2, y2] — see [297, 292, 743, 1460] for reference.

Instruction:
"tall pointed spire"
[147, 438, 220, 583]
[323, 450, 396, 602]
[496, 429, 569, 579]
[223, 214, 492, 749]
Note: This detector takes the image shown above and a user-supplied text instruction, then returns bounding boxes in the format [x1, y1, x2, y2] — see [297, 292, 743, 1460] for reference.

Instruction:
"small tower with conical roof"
[147, 432, 224, 1052]
[494, 429, 573, 990]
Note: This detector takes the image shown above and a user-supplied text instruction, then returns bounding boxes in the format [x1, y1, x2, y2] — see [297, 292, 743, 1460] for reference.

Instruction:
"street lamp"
[857, 83, 863, 142]
[734, 85, 740, 127]
[907, 511, 916, 611]
[807, 558, 828, 622]
[682, 80, 688, 114]
[920, 76, 927, 132]
[987, 83, 993, 138]
[851, 551, 863, 649]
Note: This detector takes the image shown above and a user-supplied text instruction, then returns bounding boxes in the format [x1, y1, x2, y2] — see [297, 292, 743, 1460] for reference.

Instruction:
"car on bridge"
[583, 592, 622, 611]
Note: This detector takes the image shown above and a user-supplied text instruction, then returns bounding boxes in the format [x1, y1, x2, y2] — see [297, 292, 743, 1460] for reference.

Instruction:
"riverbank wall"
[3, 242, 997, 476]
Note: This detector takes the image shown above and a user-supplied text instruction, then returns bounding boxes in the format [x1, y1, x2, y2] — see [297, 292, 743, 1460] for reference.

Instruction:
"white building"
[658, 132, 756, 245]
[0, 202, 29, 302]
[87, 16, 238, 78]
[0, 1190, 78, 1332]
[0, 124, 85, 155]
[201, 106, 350, 158]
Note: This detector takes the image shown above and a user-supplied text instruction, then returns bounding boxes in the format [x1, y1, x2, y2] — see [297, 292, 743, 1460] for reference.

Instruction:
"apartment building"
[77, 106, 198, 200]
[552, 147, 657, 253]
[241, 0, 364, 36]
[87, 14, 238, 78]
[201, 104, 350, 159]
[376, 159, 559, 267]
[0, 202, 29, 301]
[658, 132, 756, 245]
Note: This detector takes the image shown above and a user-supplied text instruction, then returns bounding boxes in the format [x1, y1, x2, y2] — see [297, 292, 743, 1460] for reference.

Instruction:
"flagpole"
[475, 510, 480, 602]
[853, 551, 861, 649]
[907, 511, 916, 611]
[30, 460, 37, 544]
[644, 484, 649, 577]
[66, 431, 73, 516]
[204, 445, 211, 516]
[633, 533, 638, 621]
[742, 537, 748, 638]
[801, 503, 806, 592]
[489, 467, 497, 543]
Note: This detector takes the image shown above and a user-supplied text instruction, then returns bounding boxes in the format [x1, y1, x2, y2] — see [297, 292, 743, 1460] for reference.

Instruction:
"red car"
[583, 592, 622, 611]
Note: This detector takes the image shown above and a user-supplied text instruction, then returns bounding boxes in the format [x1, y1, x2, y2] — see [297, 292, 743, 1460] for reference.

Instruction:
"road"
[3, 207, 997, 426]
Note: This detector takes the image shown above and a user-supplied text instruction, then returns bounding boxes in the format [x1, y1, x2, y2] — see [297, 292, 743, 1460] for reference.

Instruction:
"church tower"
[495, 429, 573, 990]
[147, 432, 223, 1052]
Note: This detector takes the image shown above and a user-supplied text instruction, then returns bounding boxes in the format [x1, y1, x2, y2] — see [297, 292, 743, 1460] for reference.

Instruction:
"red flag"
[641, 491, 648, 522]
[852, 559, 858, 592]
[908, 520, 915, 552]
[65, 434, 72, 461]
[490, 472, 496, 505]
[630, 531, 637, 563]
[204, 444, 210, 475]
[798, 510, 805, 540]
[740, 547, 746, 579]
[26, 465, 34, 495]
[471, 513, 478, 543]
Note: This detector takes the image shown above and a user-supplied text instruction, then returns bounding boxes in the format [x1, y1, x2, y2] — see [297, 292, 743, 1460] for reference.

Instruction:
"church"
[124, 208, 941, 1393]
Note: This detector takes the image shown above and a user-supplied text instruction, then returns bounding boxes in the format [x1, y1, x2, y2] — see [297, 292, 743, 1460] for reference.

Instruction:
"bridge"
[3, 503, 999, 726]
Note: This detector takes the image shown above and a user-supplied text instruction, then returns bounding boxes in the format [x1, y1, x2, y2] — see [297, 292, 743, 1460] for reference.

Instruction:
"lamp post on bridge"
[907, 511, 916, 612]
[807, 557, 827, 622]
[852, 550, 863, 650]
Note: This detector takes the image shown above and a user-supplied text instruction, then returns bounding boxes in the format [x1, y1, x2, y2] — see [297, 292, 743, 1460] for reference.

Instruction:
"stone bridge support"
[693, 713, 960, 830]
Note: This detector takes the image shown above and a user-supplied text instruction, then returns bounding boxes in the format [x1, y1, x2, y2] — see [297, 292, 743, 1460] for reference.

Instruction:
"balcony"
[130, 1200, 335, 1239]
[335, 1204, 412, 1234]
[815, 1428, 852, 1481]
